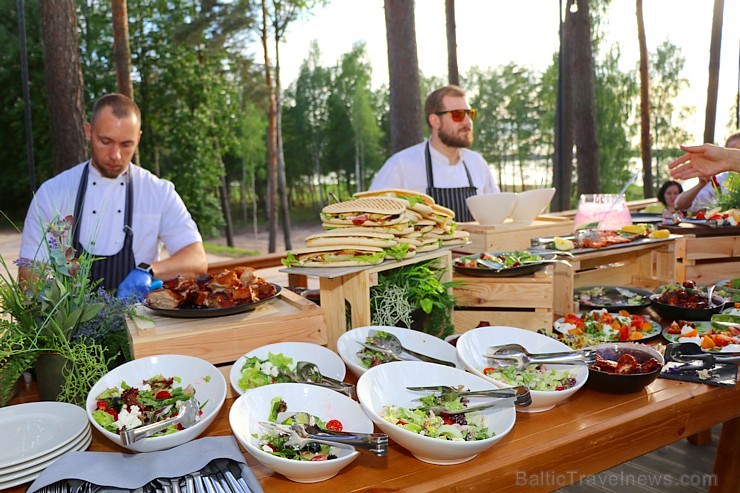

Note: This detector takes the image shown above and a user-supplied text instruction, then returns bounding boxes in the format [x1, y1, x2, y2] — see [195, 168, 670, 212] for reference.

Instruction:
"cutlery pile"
[33, 459, 259, 493]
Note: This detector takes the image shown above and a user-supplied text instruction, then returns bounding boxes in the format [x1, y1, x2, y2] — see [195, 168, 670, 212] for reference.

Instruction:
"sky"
[259, 0, 739, 144]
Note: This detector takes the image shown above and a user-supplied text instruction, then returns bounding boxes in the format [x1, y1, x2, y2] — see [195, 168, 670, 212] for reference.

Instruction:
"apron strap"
[71, 162, 90, 247]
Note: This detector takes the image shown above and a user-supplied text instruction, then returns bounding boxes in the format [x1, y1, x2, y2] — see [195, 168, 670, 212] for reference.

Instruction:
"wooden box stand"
[552, 237, 677, 315]
[674, 234, 740, 284]
[455, 215, 575, 254]
[127, 288, 327, 365]
[282, 249, 453, 350]
[453, 265, 555, 333]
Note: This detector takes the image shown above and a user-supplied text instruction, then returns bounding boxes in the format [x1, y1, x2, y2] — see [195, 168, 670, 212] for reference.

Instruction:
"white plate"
[0, 425, 92, 476]
[229, 342, 346, 395]
[336, 325, 462, 379]
[0, 402, 88, 469]
[0, 430, 92, 489]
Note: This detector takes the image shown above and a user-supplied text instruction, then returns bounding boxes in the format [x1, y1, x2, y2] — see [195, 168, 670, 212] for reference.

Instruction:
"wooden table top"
[6, 372, 739, 493]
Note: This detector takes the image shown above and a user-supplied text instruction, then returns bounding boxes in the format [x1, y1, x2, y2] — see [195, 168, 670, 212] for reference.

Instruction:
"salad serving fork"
[484, 343, 596, 371]
[258, 421, 388, 456]
[367, 331, 456, 367]
[406, 385, 529, 401]
[121, 398, 200, 445]
[356, 341, 409, 362]
[416, 393, 531, 415]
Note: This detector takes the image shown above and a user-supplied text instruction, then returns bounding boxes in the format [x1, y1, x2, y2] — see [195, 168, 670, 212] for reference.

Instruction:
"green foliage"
[370, 260, 457, 339]
[716, 173, 740, 211]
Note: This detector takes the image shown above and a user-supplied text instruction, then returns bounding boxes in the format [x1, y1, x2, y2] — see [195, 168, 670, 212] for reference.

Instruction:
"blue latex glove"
[116, 269, 162, 299]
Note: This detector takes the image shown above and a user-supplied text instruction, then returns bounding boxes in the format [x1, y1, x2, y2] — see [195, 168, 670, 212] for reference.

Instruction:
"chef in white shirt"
[369, 85, 499, 222]
[19, 93, 207, 297]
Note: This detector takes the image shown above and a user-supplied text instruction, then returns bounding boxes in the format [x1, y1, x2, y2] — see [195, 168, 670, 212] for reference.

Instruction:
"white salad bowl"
[510, 188, 556, 223]
[85, 354, 227, 453]
[336, 325, 462, 379]
[456, 326, 588, 412]
[357, 361, 516, 465]
[466, 192, 518, 225]
[229, 342, 346, 395]
[229, 382, 374, 483]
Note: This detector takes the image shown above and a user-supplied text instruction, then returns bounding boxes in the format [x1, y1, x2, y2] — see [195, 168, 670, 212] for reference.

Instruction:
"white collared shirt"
[369, 140, 500, 194]
[20, 161, 202, 264]
[687, 172, 730, 212]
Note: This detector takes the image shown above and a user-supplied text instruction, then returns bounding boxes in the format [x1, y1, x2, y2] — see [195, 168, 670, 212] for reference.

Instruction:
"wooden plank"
[127, 289, 327, 364]
[710, 417, 740, 493]
[453, 309, 553, 332]
[317, 276, 345, 352]
[454, 281, 553, 308]
[456, 216, 575, 254]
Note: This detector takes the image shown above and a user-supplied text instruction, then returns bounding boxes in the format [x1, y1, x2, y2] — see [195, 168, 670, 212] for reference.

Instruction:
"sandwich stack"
[282, 190, 469, 268]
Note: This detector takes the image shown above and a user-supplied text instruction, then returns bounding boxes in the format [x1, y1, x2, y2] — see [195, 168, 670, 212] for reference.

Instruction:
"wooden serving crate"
[456, 215, 575, 254]
[282, 248, 453, 350]
[552, 237, 677, 315]
[674, 233, 740, 284]
[127, 288, 327, 364]
[453, 265, 555, 333]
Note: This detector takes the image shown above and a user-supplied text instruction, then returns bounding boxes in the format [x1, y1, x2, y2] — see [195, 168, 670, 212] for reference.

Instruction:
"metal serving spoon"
[368, 331, 456, 367]
[485, 343, 595, 371]
[295, 361, 356, 398]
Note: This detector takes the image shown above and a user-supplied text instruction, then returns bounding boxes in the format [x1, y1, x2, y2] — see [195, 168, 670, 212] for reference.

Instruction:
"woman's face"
[664, 185, 681, 208]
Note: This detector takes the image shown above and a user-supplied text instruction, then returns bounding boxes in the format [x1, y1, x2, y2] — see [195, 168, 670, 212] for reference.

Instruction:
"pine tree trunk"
[111, 0, 133, 98]
[637, 0, 653, 198]
[704, 0, 724, 144]
[569, 0, 600, 196]
[261, 0, 279, 253]
[39, 0, 87, 174]
[445, 0, 459, 86]
[274, 30, 292, 250]
[384, 0, 423, 153]
[552, 3, 574, 211]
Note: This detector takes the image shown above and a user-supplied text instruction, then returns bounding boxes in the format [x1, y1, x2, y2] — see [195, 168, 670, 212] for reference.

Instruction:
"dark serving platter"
[144, 283, 282, 318]
[649, 292, 727, 322]
[453, 253, 549, 278]
[574, 285, 653, 313]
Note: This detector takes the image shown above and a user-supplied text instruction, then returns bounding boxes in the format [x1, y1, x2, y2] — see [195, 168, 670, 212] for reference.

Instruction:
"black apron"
[72, 163, 136, 292]
[424, 142, 477, 222]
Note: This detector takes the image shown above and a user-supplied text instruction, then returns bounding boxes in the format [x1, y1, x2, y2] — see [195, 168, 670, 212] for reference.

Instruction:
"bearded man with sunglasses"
[369, 85, 499, 221]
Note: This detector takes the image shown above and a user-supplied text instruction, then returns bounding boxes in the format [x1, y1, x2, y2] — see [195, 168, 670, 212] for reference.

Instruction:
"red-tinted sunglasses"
[434, 108, 477, 122]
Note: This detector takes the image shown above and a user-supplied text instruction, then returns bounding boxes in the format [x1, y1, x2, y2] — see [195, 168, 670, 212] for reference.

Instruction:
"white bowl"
[456, 326, 588, 412]
[357, 361, 516, 465]
[86, 355, 227, 452]
[466, 193, 518, 225]
[336, 325, 462, 379]
[229, 383, 373, 483]
[510, 188, 556, 223]
[229, 342, 346, 395]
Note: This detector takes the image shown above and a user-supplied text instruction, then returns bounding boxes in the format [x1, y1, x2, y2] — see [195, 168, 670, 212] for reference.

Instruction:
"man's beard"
[438, 124, 473, 148]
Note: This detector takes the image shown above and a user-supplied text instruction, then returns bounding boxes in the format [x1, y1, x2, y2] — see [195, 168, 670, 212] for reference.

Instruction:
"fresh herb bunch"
[0, 214, 136, 406]
[715, 173, 740, 211]
[370, 259, 458, 339]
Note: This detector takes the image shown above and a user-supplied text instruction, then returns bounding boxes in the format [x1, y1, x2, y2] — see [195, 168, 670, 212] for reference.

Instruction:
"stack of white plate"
[0, 402, 92, 489]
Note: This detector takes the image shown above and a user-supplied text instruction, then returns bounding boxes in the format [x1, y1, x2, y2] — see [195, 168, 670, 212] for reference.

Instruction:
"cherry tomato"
[695, 211, 706, 220]
[155, 391, 172, 400]
[326, 419, 343, 432]
[619, 324, 630, 342]
[311, 455, 329, 461]
[556, 385, 565, 391]
[483, 367, 495, 375]
[104, 407, 119, 421]
[96, 400, 108, 410]
[396, 420, 407, 426]
[443, 417, 455, 425]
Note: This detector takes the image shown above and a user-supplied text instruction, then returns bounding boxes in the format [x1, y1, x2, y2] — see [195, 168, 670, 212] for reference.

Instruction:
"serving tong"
[407, 385, 532, 412]
[121, 398, 200, 445]
[277, 365, 356, 398]
[483, 343, 596, 371]
[366, 330, 456, 366]
[664, 342, 740, 372]
[258, 421, 388, 456]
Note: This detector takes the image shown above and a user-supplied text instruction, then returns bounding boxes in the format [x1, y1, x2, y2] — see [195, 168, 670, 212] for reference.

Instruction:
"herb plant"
[370, 259, 458, 339]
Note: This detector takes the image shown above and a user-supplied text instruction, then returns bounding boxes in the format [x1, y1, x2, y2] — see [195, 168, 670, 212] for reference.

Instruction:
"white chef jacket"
[369, 140, 500, 194]
[20, 161, 202, 265]
[687, 172, 730, 212]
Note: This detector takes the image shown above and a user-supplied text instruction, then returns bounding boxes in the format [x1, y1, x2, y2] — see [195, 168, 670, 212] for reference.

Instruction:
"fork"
[416, 393, 531, 414]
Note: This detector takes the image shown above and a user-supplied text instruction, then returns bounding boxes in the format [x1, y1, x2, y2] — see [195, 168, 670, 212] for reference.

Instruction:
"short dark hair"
[726, 131, 740, 148]
[657, 180, 683, 206]
[91, 93, 141, 125]
[424, 85, 467, 128]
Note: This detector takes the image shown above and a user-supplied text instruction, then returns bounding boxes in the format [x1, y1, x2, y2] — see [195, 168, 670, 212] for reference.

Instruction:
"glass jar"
[573, 194, 632, 231]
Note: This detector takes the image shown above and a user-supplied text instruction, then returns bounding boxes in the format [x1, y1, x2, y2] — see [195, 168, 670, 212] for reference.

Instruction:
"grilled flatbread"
[321, 223, 415, 236]
[282, 245, 386, 268]
[305, 230, 398, 248]
[321, 197, 407, 227]
[354, 189, 435, 215]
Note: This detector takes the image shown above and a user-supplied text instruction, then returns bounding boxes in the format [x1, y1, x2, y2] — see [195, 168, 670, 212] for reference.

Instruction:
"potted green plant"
[0, 215, 137, 406]
[369, 259, 458, 339]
